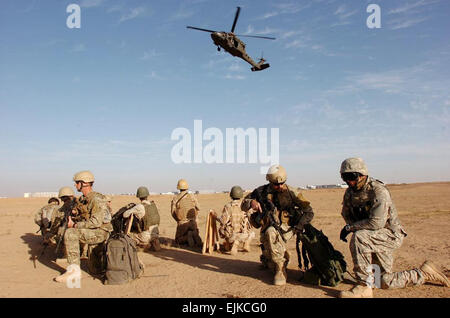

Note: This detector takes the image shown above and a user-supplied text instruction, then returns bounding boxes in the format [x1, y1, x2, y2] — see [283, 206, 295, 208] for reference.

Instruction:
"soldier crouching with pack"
[171, 179, 203, 248]
[338, 158, 450, 298]
[122, 186, 161, 251]
[242, 165, 314, 286]
[54, 171, 113, 283]
[215, 186, 255, 255]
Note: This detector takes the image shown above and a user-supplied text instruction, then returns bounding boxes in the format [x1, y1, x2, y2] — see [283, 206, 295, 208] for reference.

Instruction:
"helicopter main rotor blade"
[186, 26, 217, 33]
[230, 6, 241, 33]
[236, 34, 276, 40]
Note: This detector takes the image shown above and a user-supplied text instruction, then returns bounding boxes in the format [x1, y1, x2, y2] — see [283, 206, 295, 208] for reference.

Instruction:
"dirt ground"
[0, 182, 449, 298]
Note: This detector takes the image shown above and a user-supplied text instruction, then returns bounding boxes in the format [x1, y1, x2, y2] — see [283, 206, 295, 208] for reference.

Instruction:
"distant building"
[24, 192, 58, 198]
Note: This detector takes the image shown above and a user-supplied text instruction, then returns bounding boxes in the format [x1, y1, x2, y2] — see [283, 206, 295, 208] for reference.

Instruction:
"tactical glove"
[340, 225, 351, 242]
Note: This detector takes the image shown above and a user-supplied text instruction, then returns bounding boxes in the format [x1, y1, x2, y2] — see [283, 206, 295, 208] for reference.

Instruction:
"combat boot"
[274, 262, 287, 286]
[339, 284, 373, 298]
[187, 231, 195, 247]
[230, 243, 238, 256]
[420, 260, 450, 287]
[54, 264, 81, 284]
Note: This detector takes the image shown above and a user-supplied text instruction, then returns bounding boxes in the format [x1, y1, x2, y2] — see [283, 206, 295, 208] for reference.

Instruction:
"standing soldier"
[216, 186, 254, 255]
[338, 158, 449, 298]
[34, 197, 60, 238]
[171, 179, 203, 248]
[122, 186, 161, 251]
[54, 171, 113, 283]
[242, 165, 314, 286]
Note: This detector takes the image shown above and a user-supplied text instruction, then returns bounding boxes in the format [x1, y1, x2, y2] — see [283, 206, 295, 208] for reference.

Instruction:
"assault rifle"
[111, 203, 137, 234]
[54, 198, 78, 260]
[250, 185, 290, 242]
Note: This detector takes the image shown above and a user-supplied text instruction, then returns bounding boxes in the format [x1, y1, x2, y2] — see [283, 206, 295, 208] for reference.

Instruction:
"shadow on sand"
[21, 233, 66, 274]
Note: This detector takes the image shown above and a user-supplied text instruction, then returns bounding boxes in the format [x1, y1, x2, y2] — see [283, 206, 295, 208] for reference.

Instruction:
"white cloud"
[388, 0, 440, 15]
[119, 7, 147, 23]
[389, 16, 429, 30]
[140, 49, 160, 60]
[224, 74, 246, 80]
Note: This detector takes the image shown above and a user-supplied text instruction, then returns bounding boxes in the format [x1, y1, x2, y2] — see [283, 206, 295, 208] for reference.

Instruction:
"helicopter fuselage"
[211, 32, 246, 57]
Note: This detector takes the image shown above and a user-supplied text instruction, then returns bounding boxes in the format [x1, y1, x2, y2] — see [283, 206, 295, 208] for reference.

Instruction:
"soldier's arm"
[341, 191, 354, 225]
[75, 198, 106, 229]
[241, 189, 258, 212]
[217, 206, 230, 226]
[123, 203, 145, 219]
[348, 187, 389, 231]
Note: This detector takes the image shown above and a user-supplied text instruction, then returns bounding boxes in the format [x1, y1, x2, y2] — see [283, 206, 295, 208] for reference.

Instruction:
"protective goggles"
[341, 172, 361, 182]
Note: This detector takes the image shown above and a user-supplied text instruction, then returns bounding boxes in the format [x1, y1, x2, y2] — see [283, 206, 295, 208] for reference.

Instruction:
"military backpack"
[104, 233, 144, 285]
[298, 224, 347, 287]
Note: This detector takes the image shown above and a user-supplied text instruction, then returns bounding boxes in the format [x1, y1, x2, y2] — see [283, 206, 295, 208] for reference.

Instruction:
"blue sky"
[1, 0, 449, 197]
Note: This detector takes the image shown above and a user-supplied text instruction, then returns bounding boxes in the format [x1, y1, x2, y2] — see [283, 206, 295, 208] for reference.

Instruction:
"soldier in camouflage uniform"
[55, 171, 113, 283]
[122, 186, 161, 251]
[34, 197, 60, 238]
[339, 158, 450, 298]
[215, 186, 255, 255]
[45, 187, 75, 246]
[242, 165, 314, 286]
[171, 179, 203, 248]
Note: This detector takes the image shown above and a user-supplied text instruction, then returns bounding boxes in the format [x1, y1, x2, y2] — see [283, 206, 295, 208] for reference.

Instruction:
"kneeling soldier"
[122, 186, 161, 251]
[339, 158, 449, 298]
[216, 186, 254, 255]
[54, 171, 112, 283]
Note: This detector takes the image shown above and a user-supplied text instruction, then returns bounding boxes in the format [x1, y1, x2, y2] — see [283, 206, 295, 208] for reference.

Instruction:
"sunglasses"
[271, 182, 285, 187]
[341, 172, 360, 182]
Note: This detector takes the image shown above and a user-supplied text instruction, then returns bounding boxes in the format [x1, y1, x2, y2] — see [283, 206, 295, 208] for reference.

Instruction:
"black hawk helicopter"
[187, 6, 276, 71]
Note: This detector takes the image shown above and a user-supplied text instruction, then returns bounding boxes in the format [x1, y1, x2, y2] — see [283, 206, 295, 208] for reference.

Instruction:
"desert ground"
[0, 182, 449, 298]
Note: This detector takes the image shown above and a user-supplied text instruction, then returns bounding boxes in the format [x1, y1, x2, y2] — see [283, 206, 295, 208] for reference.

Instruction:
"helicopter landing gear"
[217, 46, 221, 51]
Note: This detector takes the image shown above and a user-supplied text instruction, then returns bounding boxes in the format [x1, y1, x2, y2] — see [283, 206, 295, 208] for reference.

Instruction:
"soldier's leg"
[175, 223, 190, 245]
[149, 225, 161, 251]
[264, 226, 293, 285]
[64, 228, 109, 266]
[189, 220, 203, 247]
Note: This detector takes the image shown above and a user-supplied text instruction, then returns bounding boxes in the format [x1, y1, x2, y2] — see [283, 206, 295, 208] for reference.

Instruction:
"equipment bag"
[104, 233, 144, 285]
[298, 224, 347, 287]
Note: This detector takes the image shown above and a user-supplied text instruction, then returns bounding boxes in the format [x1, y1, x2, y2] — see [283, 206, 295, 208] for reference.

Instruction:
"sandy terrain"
[0, 182, 449, 298]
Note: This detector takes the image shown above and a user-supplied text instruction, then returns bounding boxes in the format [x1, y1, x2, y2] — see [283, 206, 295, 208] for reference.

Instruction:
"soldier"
[338, 158, 450, 298]
[216, 186, 254, 255]
[45, 187, 76, 246]
[122, 186, 161, 251]
[54, 171, 113, 283]
[242, 165, 314, 286]
[34, 197, 60, 238]
[171, 179, 203, 248]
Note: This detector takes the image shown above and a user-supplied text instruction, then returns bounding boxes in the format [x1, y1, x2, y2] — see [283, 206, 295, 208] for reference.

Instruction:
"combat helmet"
[266, 165, 287, 184]
[177, 179, 189, 190]
[230, 186, 244, 199]
[136, 186, 149, 199]
[73, 170, 95, 183]
[340, 158, 369, 176]
[58, 186, 74, 198]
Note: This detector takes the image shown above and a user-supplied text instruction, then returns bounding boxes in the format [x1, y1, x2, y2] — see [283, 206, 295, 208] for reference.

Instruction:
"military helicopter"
[187, 6, 276, 72]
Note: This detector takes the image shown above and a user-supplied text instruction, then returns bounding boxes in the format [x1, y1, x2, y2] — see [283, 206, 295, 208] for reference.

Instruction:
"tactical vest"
[229, 201, 246, 232]
[142, 201, 160, 230]
[174, 192, 197, 221]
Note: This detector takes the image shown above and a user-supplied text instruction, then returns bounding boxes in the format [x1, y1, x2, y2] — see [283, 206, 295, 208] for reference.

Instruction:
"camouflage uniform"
[34, 202, 60, 235]
[45, 199, 75, 244]
[64, 192, 112, 265]
[171, 191, 202, 246]
[342, 177, 425, 289]
[123, 200, 160, 246]
[242, 184, 314, 269]
[217, 199, 254, 248]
